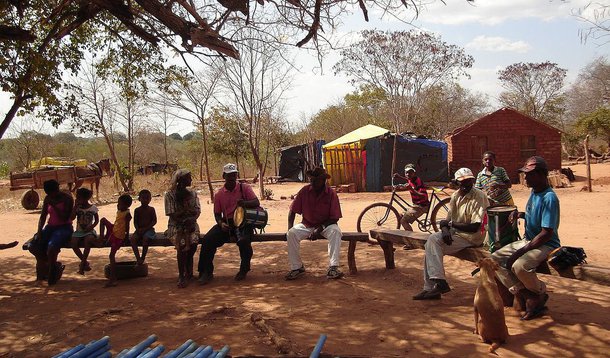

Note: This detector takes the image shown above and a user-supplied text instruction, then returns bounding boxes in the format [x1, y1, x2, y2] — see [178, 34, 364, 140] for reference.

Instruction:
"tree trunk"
[200, 122, 214, 202]
[101, 124, 129, 192]
[0, 94, 26, 139]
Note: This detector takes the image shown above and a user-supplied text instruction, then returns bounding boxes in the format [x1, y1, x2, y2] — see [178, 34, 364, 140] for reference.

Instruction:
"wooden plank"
[370, 228, 610, 287]
[21, 231, 369, 275]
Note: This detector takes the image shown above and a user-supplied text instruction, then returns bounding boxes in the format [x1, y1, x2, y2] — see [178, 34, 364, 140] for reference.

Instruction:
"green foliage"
[0, 161, 9, 178]
[575, 107, 610, 146]
[263, 188, 274, 200]
[168, 133, 183, 141]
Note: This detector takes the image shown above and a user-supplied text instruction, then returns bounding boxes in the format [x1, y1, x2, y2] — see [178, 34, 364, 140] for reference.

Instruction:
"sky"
[1, 0, 608, 136]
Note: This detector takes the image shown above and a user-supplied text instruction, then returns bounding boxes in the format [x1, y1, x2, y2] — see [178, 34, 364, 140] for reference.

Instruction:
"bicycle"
[357, 176, 452, 235]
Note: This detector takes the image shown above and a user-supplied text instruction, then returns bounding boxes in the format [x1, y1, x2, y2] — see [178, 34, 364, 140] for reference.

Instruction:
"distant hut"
[445, 108, 562, 182]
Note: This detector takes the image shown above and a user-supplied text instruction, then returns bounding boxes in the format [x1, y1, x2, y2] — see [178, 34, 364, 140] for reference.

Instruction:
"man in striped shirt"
[395, 164, 430, 231]
[475, 151, 514, 205]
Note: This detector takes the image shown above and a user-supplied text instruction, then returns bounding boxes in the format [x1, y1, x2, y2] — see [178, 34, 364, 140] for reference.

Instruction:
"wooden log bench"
[22, 232, 369, 275]
[370, 228, 610, 286]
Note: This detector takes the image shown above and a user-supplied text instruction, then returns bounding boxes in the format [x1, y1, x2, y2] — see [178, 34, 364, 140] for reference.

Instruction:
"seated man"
[394, 163, 430, 231]
[413, 168, 489, 300]
[285, 167, 343, 280]
[198, 163, 260, 284]
[492, 156, 559, 320]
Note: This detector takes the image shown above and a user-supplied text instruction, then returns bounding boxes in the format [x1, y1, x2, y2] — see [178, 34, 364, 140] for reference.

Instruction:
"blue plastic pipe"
[141, 345, 165, 358]
[53, 343, 85, 358]
[87, 343, 110, 358]
[123, 335, 158, 358]
[95, 352, 112, 358]
[309, 334, 327, 358]
[175, 342, 198, 358]
[192, 346, 213, 358]
[213, 345, 230, 358]
[116, 348, 129, 358]
[70, 336, 110, 358]
[163, 340, 194, 358]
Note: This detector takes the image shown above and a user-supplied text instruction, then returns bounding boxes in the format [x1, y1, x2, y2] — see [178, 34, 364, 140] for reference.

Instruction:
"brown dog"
[474, 258, 509, 353]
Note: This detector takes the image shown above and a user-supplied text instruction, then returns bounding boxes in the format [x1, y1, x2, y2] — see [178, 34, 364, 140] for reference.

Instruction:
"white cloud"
[418, 0, 593, 26]
[466, 35, 531, 53]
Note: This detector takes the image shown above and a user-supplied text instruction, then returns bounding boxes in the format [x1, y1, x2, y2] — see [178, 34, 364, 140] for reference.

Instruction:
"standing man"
[413, 168, 489, 300]
[198, 163, 260, 284]
[492, 156, 559, 320]
[285, 167, 343, 280]
[475, 151, 513, 205]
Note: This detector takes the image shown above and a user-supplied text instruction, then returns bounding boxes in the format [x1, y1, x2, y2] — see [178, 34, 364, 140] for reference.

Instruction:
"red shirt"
[214, 183, 258, 219]
[407, 176, 429, 206]
[290, 184, 342, 227]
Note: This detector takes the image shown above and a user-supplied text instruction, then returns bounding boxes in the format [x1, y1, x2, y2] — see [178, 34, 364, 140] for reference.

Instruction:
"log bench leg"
[348, 240, 358, 274]
[379, 240, 395, 269]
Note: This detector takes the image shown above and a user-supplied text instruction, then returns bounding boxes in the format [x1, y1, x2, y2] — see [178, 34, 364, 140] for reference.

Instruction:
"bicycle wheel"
[357, 203, 401, 234]
[430, 197, 451, 232]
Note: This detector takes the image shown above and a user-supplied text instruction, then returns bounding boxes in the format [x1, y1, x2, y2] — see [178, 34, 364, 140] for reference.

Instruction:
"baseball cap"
[222, 163, 238, 174]
[454, 167, 475, 181]
[518, 156, 548, 173]
[404, 164, 416, 173]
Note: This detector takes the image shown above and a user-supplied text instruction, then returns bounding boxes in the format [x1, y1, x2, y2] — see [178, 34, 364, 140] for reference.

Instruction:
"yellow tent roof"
[323, 124, 390, 148]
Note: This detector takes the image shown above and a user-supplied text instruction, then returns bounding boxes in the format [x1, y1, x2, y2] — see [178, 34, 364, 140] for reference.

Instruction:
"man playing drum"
[475, 151, 514, 206]
[413, 168, 489, 300]
[492, 156, 560, 320]
[198, 163, 260, 284]
[285, 167, 344, 280]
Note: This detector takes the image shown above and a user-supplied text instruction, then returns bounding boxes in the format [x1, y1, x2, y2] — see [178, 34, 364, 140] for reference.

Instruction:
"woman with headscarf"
[165, 169, 201, 288]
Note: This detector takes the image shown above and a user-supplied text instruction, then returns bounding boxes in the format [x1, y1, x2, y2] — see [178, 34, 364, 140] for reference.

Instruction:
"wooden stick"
[584, 134, 592, 192]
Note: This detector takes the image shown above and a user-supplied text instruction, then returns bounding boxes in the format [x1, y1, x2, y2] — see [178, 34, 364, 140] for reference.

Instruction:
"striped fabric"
[475, 166, 513, 205]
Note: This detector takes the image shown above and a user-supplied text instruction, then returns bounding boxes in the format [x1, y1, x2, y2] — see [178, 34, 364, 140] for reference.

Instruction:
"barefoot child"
[70, 188, 100, 274]
[130, 189, 157, 265]
[99, 194, 133, 287]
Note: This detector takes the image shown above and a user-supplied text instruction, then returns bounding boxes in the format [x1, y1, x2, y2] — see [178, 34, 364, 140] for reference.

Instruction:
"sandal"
[48, 264, 65, 285]
[177, 277, 187, 288]
[326, 266, 344, 280]
[285, 266, 306, 281]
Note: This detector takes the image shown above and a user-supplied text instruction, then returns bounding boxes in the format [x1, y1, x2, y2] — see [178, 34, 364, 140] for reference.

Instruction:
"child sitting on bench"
[70, 188, 100, 274]
[130, 189, 157, 265]
[99, 194, 133, 287]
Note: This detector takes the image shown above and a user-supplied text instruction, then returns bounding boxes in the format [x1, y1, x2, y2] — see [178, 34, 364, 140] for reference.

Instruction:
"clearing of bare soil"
[0, 163, 609, 357]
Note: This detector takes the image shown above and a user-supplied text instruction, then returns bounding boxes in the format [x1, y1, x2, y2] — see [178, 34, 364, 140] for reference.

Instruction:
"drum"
[233, 206, 268, 229]
[486, 205, 519, 253]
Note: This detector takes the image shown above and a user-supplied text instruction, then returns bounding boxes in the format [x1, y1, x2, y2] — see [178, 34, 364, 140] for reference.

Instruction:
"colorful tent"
[322, 125, 391, 191]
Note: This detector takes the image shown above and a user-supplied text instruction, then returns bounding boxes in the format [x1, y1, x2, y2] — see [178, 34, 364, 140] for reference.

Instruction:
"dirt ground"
[0, 163, 609, 357]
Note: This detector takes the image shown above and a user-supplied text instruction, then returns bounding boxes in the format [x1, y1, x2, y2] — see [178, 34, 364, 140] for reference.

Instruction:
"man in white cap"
[413, 167, 489, 300]
[198, 163, 260, 284]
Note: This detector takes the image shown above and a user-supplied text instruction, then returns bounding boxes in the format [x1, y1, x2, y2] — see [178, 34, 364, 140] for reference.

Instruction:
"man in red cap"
[285, 167, 343, 280]
[413, 167, 489, 300]
[492, 156, 560, 320]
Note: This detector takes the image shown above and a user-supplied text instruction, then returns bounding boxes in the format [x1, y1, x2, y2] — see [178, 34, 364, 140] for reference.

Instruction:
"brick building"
[445, 108, 562, 183]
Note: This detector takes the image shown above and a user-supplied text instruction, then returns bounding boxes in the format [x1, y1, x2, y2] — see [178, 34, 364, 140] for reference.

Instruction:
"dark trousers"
[197, 224, 253, 275]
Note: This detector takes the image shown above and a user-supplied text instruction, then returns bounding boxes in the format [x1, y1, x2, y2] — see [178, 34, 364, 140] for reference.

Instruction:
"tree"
[2, 1, 470, 139]
[574, 2, 610, 46]
[575, 107, 610, 149]
[207, 107, 251, 174]
[566, 57, 609, 118]
[221, 31, 293, 198]
[168, 133, 182, 141]
[334, 30, 474, 133]
[498, 62, 567, 125]
[157, 65, 222, 200]
[71, 63, 130, 192]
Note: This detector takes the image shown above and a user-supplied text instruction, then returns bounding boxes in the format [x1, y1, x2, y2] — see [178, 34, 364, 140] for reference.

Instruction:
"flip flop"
[177, 278, 187, 288]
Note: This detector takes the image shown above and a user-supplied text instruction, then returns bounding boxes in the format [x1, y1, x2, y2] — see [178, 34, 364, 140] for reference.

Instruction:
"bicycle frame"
[388, 176, 450, 233]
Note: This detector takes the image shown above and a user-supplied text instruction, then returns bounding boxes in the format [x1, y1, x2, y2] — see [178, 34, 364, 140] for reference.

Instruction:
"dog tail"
[489, 341, 501, 353]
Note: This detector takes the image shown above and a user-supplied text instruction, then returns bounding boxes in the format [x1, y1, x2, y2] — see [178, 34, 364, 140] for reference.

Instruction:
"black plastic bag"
[548, 246, 587, 271]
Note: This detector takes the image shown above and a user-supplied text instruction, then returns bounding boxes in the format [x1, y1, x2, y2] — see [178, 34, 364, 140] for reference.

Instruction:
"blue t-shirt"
[525, 187, 560, 249]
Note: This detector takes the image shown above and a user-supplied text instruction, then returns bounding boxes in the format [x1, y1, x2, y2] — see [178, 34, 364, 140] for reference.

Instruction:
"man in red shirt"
[198, 163, 260, 284]
[285, 167, 343, 280]
[394, 164, 430, 231]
